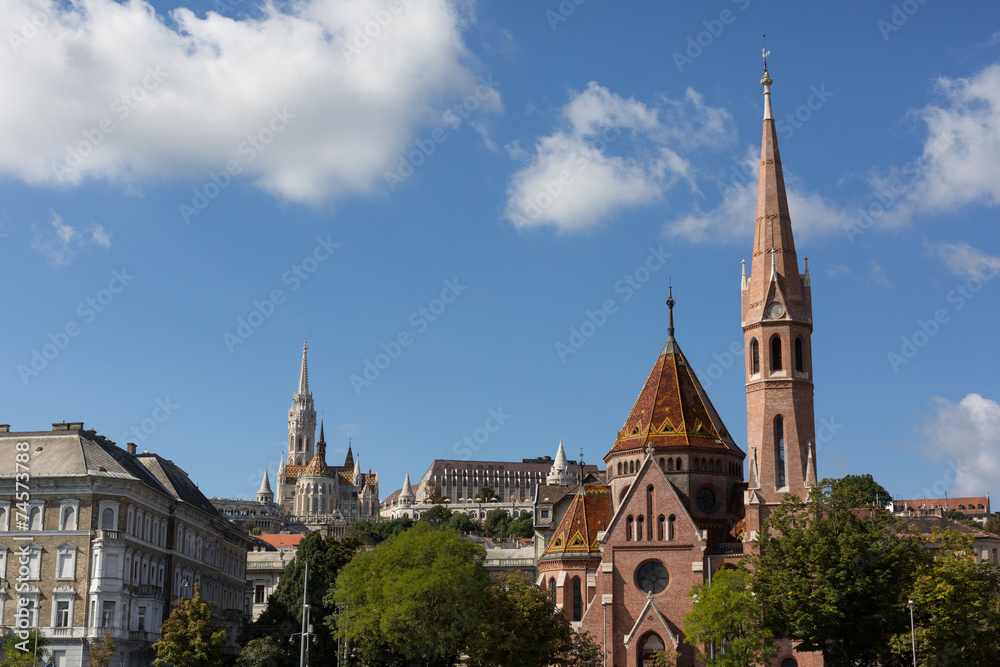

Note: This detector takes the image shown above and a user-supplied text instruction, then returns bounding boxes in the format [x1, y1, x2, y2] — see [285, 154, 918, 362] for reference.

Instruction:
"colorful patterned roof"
[607, 335, 741, 455]
[540, 485, 612, 560]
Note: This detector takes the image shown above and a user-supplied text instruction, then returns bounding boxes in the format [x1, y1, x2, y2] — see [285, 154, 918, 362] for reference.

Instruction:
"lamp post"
[601, 599, 609, 667]
[908, 599, 916, 667]
[289, 562, 316, 667]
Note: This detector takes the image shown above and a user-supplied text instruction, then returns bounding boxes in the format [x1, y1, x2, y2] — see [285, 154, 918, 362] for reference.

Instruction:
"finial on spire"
[666, 281, 675, 339]
[760, 36, 773, 121]
[297, 342, 310, 395]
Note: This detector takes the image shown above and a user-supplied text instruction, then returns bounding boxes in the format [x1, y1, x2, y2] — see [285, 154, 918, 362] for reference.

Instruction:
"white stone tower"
[288, 342, 317, 466]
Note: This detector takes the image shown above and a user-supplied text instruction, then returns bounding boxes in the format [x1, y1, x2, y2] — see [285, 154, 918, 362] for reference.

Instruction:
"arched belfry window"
[667, 458, 674, 471]
[675, 458, 682, 471]
[771, 335, 783, 372]
[775, 416, 787, 488]
[750, 338, 760, 375]
[795, 338, 804, 372]
[572, 577, 582, 621]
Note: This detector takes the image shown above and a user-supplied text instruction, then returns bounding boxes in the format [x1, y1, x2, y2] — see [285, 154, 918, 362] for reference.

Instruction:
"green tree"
[242, 533, 360, 667]
[464, 572, 573, 667]
[650, 645, 679, 667]
[424, 481, 447, 504]
[684, 568, 777, 667]
[828, 474, 892, 507]
[153, 585, 227, 667]
[942, 509, 981, 530]
[237, 637, 284, 667]
[483, 508, 510, 537]
[473, 486, 499, 503]
[88, 631, 116, 667]
[347, 517, 413, 546]
[886, 530, 1000, 666]
[562, 631, 600, 667]
[446, 511, 480, 534]
[419, 504, 453, 528]
[506, 510, 534, 538]
[983, 514, 1000, 535]
[0, 630, 49, 667]
[750, 481, 927, 667]
[328, 522, 489, 666]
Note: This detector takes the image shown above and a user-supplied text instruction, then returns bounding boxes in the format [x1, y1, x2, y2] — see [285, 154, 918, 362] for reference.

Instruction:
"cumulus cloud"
[931, 240, 1000, 279]
[664, 149, 852, 243]
[0, 0, 495, 202]
[921, 393, 1000, 497]
[30, 210, 111, 267]
[864, 64, 1000, 230]
[504, 82, 733, 233]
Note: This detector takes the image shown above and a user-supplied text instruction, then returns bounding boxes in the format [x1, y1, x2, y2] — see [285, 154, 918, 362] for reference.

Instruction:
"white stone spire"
[761, 40, 773, 121]
[546, 440, 577, 485]
[257, 470, 274, 503]
[400, 472, 415, 506]
[353, 455, 362, 486]
[287, 343, 317, 465]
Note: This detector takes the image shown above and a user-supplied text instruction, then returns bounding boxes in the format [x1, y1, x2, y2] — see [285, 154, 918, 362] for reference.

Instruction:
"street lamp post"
[601, 600, 609, 667]
[908, 599, 916, 667]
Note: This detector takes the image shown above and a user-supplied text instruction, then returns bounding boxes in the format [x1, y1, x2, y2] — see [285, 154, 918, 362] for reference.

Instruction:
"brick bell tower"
[743, 59, 818, 542]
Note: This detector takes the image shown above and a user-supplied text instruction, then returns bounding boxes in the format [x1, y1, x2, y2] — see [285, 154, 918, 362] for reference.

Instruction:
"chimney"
[0, 425, 9, 433]
[52, 422, 84, 431]
[127, 442, 137, 455]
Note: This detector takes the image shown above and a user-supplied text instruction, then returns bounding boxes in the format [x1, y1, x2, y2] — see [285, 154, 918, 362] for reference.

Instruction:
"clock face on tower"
[766, 301, 785, 318]
[696, 487, 717, 512]
[636, 561, 669, 594]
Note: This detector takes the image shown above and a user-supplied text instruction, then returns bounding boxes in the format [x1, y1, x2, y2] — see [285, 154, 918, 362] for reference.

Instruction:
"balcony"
[134, 584, 163, 598]
[46, 627, 87, 638]
[128, 630, 160, 643]
[708, 542, 744, 556]
[94, 530, 122, 542]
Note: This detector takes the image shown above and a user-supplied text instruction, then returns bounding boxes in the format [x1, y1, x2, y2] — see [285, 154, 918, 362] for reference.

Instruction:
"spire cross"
[666, 282, 675, 338]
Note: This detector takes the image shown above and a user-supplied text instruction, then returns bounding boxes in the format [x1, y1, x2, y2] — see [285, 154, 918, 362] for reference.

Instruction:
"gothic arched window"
[572, 577, 582, 621]
[676, 458, 682, 471]
[775, 416, 787, 488]
[795, 337, 804, 372]
[636, 516, 645, 541]
[625, 516, 633, 542]
[667, 458, 674, 471]
[657, 515, 665, 541]
[771, 335, 783, 372]
[750, 337, 760, 375]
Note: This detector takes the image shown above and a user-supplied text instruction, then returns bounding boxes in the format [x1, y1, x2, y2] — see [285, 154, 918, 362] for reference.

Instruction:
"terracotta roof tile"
[540, 485, 612, 560]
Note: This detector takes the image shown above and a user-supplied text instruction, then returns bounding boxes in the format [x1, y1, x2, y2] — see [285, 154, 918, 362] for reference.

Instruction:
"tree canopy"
[153, 585, 227, 667]
[463, 572, 573, 667]
[750, 481, 927, 667]
[684, 567, 777, 667]
[827, 473, 892, 507]
[328, 523, 489, 666]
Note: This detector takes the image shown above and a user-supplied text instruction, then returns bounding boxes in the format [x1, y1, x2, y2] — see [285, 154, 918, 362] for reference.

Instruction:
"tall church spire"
[742, 55, 818, 543]
[287, 342, 317, 466]
[298, 341, 310, 395]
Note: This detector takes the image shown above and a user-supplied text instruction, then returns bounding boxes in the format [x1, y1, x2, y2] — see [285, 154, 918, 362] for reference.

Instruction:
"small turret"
[399, 472, 415, 506]
[257, 470, 274, 504]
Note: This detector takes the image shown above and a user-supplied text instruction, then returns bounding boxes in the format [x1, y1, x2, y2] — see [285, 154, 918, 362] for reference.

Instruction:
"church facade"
[275, 344, 380, 532]
[541, 64, 822, 667]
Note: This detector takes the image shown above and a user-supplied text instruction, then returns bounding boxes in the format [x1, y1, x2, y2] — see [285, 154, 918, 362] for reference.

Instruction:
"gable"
[602, 452, 701, 545]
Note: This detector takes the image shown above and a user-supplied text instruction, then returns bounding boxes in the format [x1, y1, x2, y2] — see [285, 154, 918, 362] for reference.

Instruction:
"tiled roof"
[258, 533, 305, 548]
[901, 515, 996, 538]
[608, 336, 740, 455]
[894, 497, 990, 513]
[540, 485, 612, 560]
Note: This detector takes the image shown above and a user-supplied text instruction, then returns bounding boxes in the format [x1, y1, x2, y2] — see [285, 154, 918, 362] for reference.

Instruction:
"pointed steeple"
[400, 472, 415, 504]
[317, 417, 326, 458]
[298, 341, 310, 396]
[547, 440, 576, 485]
[257, 469, 274, 503]
[344, 441, 354, 468]
[353, 455, 362, 485]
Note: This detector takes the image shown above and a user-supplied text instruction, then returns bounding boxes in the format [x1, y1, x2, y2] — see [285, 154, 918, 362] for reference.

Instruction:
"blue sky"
[2, 0, 999, 505]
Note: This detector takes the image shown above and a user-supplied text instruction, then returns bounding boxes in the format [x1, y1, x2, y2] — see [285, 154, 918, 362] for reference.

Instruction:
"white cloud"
[0, 0, 494, 203]
[504, 82, 733, 233]
[664, 150, 852, 243]
[30, 210, 111, 266]
[868, 261, 891, 288]
[869, 64, 1000, 228]
[922, 393, 1000, 497]
[931, 241, 1000, 279]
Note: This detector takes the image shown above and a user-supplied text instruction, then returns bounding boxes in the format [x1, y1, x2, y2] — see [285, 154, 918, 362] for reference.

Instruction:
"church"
[539, 62, 822, 667]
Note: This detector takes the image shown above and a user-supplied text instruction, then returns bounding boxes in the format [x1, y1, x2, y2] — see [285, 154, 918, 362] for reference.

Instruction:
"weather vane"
[762, 34, 769, 68]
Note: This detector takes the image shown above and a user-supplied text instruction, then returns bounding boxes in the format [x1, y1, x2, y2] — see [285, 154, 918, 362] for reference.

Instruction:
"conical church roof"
[540, 485, 611, 560]
[607, 298, 741, 456]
